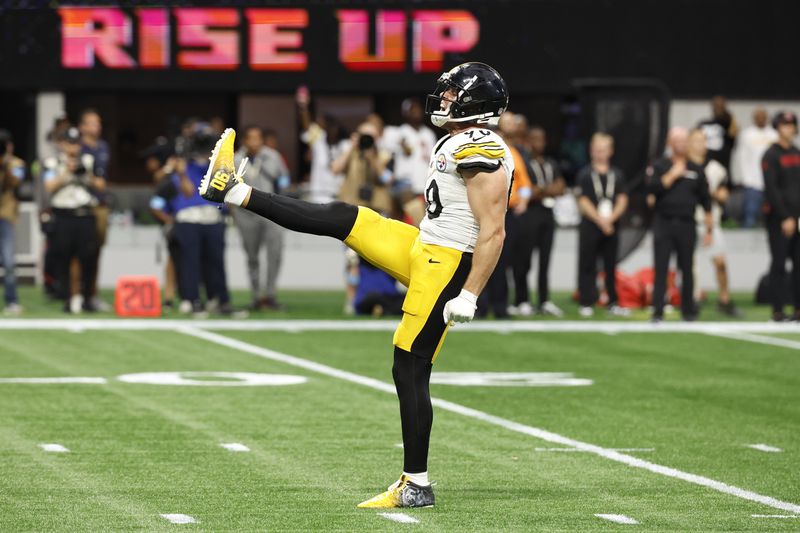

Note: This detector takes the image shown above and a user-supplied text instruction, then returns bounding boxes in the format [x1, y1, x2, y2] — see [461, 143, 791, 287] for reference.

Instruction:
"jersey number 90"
[425, 180, 443, 219]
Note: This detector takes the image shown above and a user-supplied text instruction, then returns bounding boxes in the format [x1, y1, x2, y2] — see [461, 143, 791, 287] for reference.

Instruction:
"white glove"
[443, 289, 478, 325]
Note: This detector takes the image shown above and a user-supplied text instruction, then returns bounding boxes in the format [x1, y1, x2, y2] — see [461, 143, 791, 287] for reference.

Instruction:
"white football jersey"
[419, 128, 514, 253]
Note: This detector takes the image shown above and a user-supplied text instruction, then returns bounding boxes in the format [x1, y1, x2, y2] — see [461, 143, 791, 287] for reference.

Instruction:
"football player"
[199, 62, 513, 508]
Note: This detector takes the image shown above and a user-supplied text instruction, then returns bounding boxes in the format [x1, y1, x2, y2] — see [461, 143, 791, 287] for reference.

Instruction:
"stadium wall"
[98, 226, 769, 293]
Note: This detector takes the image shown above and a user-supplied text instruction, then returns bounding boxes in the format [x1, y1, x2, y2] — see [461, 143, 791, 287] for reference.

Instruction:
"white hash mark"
[746, 444, 783, 453]
[160, 514, 197, 524]
[39, 443, 69, 453]
[220, 442, 250, 452]
[378, 512, 419, 524]
[595, 513, 639, 525]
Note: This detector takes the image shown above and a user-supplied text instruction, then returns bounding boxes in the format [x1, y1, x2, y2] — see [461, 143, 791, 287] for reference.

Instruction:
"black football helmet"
[425, 62, 509, 128]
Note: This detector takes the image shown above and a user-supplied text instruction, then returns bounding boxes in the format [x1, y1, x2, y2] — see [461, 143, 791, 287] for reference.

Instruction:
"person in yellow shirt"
[0, 130, 24, 315]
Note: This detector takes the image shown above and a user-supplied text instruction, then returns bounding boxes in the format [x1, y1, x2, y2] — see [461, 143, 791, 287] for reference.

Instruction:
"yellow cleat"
[199, 127, 244, 203]
[357, 475, 435, 508]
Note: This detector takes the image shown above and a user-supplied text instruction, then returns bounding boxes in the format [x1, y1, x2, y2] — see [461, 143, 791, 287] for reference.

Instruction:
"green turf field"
[0, 315, 798, 531]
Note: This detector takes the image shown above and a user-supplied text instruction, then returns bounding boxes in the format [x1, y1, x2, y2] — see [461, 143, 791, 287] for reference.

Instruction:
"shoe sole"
[198, 127, 235, 197]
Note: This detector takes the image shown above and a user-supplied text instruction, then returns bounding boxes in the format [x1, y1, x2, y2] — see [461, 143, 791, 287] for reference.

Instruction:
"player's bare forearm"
[462, 166, 510, 296]
[462, 225, 504, 295]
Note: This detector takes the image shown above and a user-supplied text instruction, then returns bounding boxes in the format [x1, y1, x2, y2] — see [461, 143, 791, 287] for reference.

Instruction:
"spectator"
[0, 129, 24, 315]
[736, 108, 777, 227]
[78, 108, 112, 311]
[209, 116, 225, 136]
[688, 129, 740, 317]
[382, 99, 438, 225]
[41, 116, 71, 161]
[332, 121, 392, 215]
[170, 123, 236, 317]
[762, 111, 800, 322]
[42, 127, 105, 313]
[477, 113, 532, 319]
[648, 127, 713, 322]
[233, 126, 290, 310]
[576, 133, 629, 317]
[353, 260, 404, 316]
[296, 87, 351, 203]
[511, 126, 566, 317]
[148, 154, 181, 311]
[174, 117, 199, 159]
[39, 118, 73, 299]
[698, 96, 738, 173]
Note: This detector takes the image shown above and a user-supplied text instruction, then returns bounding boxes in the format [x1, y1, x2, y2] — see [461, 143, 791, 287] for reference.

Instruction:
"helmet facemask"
[425, 79, 459, 127]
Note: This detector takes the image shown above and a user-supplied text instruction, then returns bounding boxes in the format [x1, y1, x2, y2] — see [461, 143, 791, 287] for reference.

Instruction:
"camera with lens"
[358, 133, 375, 151]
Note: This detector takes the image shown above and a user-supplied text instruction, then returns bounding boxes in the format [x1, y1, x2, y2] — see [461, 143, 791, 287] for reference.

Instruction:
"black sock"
[392, 347, 433, 474]
[245, 189, 358, 241]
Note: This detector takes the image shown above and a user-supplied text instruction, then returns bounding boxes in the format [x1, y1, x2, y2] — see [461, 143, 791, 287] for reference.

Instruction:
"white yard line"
[0, 318, 800, 334]
[160, 514, 197, 524]
[178, 327, 800, 516]
[752, 514, 800, 518]
[535, 448, 654, 453]
[378, 512, 419, 524]
[595, 514, 640, 525]
[704, 330, 800, 351]
[0, 377, 107, 384]
[746, 444, 783, 453]
[38, 443, 69, 453]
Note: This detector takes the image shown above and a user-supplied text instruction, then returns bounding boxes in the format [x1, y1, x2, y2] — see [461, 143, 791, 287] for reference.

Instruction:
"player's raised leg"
[199, 128, 417, 285]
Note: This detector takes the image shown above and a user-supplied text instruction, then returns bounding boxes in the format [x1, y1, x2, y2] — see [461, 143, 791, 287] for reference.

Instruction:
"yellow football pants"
[344, 207, 471, 362]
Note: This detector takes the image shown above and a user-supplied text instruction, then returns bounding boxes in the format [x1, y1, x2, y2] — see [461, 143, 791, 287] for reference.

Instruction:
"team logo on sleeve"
[436, 153, 447, 172]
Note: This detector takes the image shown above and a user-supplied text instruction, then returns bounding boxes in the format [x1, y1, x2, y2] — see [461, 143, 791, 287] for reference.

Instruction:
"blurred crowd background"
[2, 91, 798, 321]
[0, 1, 798, 320]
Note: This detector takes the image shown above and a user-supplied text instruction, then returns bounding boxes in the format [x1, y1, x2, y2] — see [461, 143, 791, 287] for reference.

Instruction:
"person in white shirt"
[736, 108, 777, 227]
[382, 99, 438, 225]
[296, 87, 351, 203]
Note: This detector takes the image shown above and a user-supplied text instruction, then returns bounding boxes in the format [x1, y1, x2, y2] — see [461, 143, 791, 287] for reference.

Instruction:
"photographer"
[169, 123, 235, 317]
[332, 121, 392, 215]
[42, 127, 105, 313]
[0, 129, 24, 315]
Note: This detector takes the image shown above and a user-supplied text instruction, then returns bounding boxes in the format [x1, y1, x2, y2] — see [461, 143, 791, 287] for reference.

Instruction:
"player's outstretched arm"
[442, 167, 509, 324]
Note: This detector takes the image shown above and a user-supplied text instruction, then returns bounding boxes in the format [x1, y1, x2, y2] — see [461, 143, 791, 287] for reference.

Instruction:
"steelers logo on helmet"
[425, 62, 509, 129]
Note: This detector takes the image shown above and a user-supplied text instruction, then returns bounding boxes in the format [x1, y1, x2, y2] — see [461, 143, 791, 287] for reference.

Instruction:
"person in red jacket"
[762, 111, 800, 321]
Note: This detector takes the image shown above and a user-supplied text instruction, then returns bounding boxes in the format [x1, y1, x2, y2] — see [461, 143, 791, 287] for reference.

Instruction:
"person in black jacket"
[648, 127, 713, 322]
[762, 111, 800, 321]
[575, 133, 629, 317]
